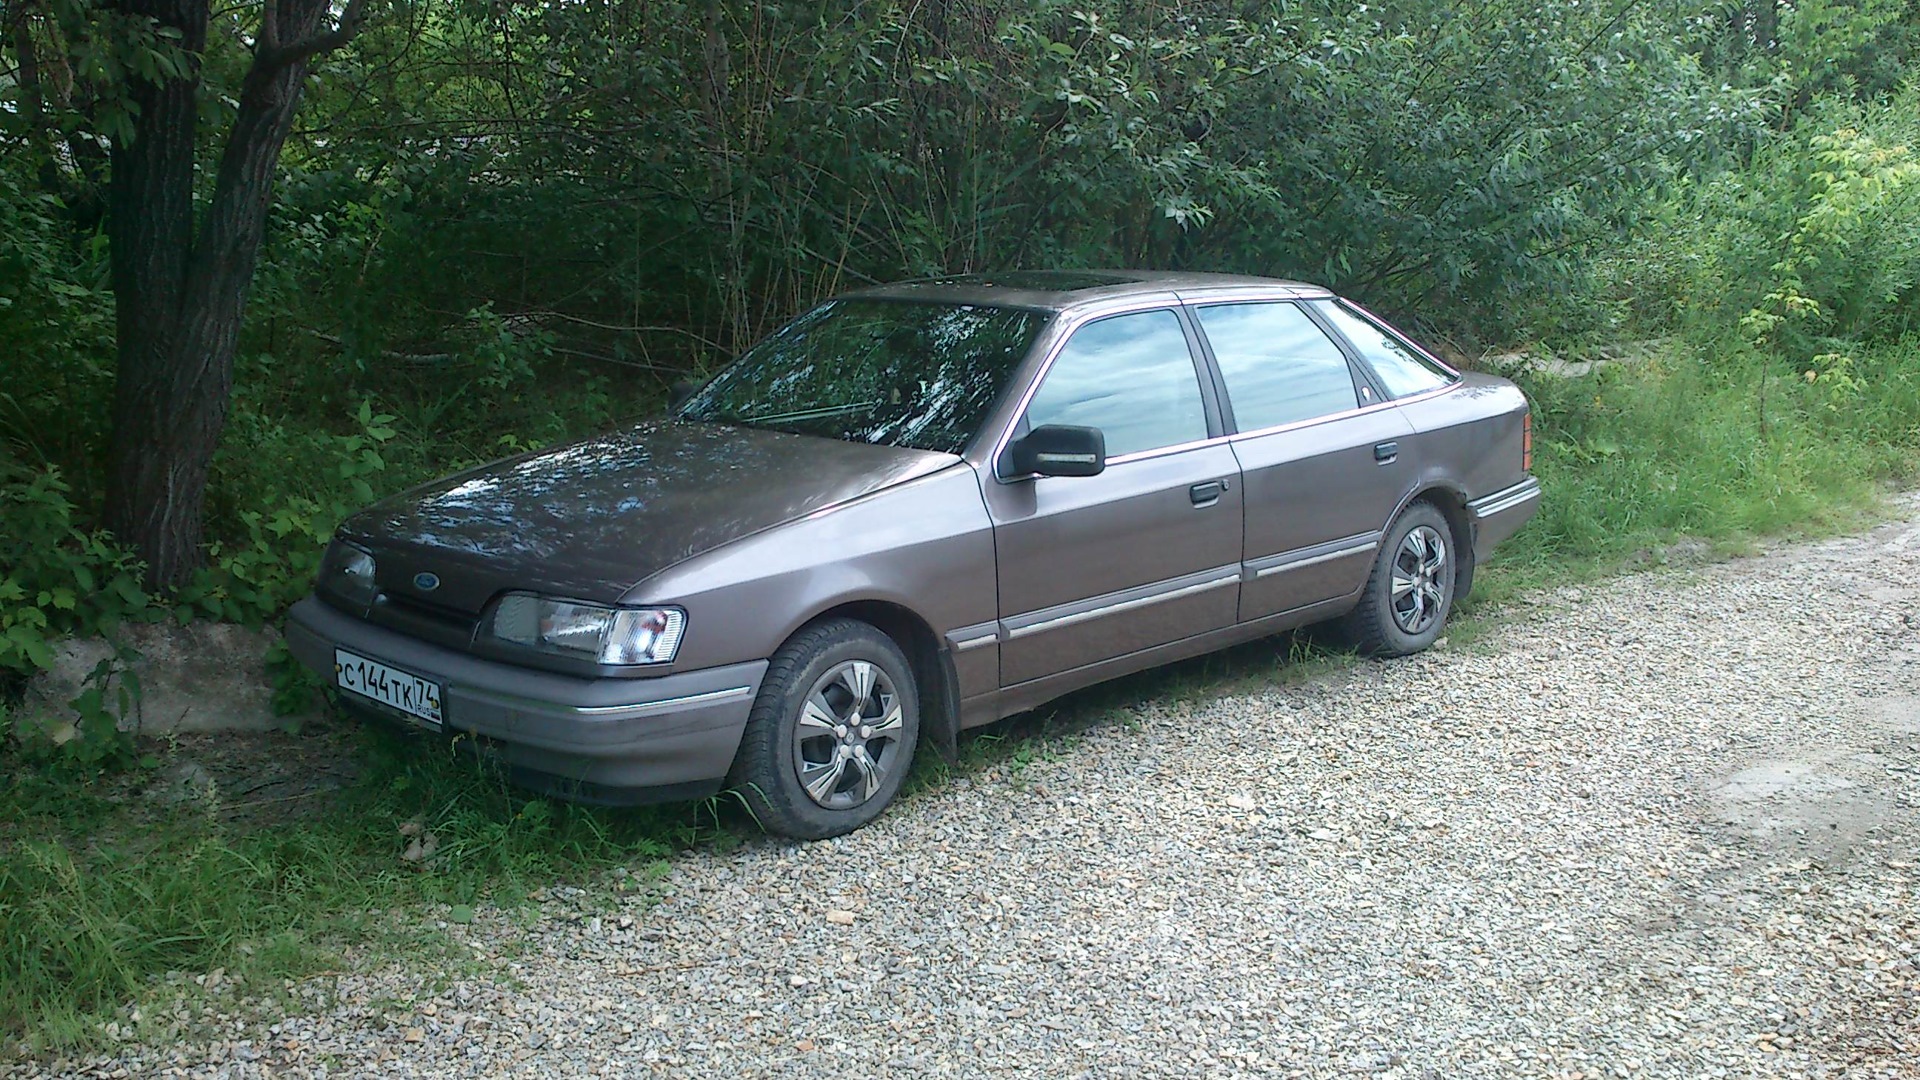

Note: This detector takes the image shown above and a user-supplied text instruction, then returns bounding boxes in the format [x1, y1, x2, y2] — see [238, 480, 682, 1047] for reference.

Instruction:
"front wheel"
[1340, 501, 1457, 657]
[728, 618, 920, 839]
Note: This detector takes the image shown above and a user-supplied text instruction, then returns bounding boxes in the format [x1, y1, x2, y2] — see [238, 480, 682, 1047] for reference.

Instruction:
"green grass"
[5, 335, 1918, 1054]
[1465, 336, 1920, 607]
[0, 724, 702, 1049]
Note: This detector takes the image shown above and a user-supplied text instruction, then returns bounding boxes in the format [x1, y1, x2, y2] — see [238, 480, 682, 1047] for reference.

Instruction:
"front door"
[982, 308, 1243, 688]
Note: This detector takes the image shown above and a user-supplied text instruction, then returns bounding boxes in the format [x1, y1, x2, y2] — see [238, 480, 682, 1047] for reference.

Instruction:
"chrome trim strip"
[456, 684, 755, 721]
[1104, 433, 1233, 468]
[1005, 571, 1240, 640]
[1468, 479, 1542, 520]
[1251, 540, 1379, 579]
[947, 626, 999, 652]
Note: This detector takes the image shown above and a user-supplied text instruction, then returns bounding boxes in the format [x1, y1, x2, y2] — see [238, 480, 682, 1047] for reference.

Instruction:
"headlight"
[319, 541, 378, 608]
[486, 593, 685, 666]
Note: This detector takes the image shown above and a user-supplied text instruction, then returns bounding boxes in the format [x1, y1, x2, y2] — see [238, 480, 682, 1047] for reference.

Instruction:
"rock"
[400, 827, 439, 866]
[24, 621, 310, 735]
[825, 910, 856, 925]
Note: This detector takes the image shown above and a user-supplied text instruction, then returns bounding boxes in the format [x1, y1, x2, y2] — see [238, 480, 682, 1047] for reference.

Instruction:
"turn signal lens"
[1522, 412, 1533, 473]
[603, 608, 687, 666]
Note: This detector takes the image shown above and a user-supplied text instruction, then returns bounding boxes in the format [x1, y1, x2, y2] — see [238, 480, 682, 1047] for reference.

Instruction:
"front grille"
[368, 591, 481, 649]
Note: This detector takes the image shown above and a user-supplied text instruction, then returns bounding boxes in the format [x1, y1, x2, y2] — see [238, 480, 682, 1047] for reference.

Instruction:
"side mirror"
[667, 377, 704, 413]
[1008, 424, 1106, 478]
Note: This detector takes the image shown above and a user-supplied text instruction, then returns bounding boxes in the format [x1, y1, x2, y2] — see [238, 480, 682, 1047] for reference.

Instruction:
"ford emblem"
[413, 572, 441, 592]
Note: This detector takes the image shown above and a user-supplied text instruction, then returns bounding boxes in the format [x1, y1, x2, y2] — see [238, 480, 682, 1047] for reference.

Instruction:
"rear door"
[983, 307, 1243, 687]
[1190, 300, 1414, 622]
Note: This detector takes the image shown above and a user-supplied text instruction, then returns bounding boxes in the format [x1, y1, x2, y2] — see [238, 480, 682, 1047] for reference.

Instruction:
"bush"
[1605, 86, 1920, 355]
[0, 163, 117, 501]
[0, 464, 152, 683]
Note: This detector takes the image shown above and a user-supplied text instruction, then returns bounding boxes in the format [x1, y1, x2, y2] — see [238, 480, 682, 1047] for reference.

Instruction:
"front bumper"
[1467, 477, 1542, 561]
[286, 597, 766, 802]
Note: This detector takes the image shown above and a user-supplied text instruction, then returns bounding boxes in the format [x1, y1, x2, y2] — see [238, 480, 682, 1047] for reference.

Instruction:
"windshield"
[678, 300, 1047, 454]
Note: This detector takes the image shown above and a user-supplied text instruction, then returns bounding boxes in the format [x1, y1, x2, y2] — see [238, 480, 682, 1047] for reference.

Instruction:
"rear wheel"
[728, 618, 919, 839]
[1340, 501, 1457, 657]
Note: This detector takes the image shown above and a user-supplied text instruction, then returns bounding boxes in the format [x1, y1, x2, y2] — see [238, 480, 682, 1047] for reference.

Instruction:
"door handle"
[1374, 441, 1399, 465]
[1189, 480, 1226, 507]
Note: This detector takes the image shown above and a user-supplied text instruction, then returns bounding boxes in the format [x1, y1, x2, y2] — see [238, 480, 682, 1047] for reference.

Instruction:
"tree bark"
[104, 0, 366, 589]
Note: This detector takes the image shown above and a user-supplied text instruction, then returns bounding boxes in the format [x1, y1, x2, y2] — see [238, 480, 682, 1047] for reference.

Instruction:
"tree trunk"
[103, 0, 366, 589]
[104, 0, 209, 588]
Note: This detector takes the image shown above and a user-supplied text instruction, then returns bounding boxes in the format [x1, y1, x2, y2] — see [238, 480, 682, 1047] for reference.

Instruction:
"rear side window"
[1310, 300, 1455, 399]
[1194, 302, 1359, 431]
[1024, 309, 1208, 458]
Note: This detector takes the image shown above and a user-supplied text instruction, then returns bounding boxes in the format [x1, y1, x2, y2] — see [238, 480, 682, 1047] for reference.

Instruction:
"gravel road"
[24, 499, 1920, 1079]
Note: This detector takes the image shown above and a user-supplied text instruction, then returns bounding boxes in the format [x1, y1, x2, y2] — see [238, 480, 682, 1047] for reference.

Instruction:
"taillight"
[1522, 412, 1533, 473]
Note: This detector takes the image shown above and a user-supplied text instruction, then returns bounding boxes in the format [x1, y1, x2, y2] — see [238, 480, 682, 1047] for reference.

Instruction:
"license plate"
[335, 649, 443, 729]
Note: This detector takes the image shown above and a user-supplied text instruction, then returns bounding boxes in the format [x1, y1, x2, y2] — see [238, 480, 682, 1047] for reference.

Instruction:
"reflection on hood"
[345, 420, 956, 606]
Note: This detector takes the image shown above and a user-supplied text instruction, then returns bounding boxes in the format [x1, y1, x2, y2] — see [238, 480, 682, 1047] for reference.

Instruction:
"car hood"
[341, 420, 958, 612]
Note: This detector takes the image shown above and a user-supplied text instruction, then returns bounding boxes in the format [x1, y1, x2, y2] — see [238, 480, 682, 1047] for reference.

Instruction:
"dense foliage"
[0, 0, 1913, 706]
[0, 0, 1916, 713]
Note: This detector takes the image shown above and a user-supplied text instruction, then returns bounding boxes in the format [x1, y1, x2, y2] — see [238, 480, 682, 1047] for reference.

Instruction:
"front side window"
[680, 300, 1046, 454]
[1194, 302, 1359, 431]
[1309, 300, 1456, 399]
[1023, 309, 1208, 458]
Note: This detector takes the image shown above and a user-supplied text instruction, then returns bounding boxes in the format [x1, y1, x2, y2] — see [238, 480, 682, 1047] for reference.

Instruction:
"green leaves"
[0, 465, 153, 682]
[1730, 113, 1920, 357]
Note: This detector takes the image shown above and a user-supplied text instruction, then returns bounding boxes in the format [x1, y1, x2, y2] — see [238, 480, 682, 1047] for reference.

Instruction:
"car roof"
[840, 270, 1332, 311]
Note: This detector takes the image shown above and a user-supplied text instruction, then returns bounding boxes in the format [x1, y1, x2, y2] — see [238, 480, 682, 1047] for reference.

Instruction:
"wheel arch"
[791, 598, 961, 765]
[1392, 482, 1476, 602]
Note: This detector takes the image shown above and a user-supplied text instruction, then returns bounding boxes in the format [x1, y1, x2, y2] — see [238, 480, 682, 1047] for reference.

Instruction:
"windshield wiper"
[739, 401, 882, 426]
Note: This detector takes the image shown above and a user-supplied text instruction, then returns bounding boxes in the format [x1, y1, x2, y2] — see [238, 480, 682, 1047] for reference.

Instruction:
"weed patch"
[0, 717, 696, 1050]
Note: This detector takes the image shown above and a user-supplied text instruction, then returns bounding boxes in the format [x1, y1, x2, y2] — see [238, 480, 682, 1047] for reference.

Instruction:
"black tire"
[727, 618, 919, 840]
[1340, 501, 1458, 657]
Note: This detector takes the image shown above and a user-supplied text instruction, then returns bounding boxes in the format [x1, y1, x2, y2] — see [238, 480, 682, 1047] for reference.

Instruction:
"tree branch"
[254, 0, 366, 74]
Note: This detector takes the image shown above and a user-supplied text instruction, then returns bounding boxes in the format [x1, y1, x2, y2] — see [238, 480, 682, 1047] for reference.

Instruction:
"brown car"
[287, 271, 1539, 837]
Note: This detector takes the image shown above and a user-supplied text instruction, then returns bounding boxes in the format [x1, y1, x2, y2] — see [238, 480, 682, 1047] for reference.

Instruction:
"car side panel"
[990, 593, 1354, 722]
[1387, 374, 1531, 504]
[626, 465, 1000, 698]
[1229, 407, 1415, 620]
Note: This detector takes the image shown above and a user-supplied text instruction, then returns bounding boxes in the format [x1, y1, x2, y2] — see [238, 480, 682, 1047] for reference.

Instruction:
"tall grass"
[0, 726, 697, 1047]
[1469, 337, 1920, 606]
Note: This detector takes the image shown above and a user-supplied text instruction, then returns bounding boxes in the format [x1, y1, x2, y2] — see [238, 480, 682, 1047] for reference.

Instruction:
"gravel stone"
[14, 496, 1920, 1078]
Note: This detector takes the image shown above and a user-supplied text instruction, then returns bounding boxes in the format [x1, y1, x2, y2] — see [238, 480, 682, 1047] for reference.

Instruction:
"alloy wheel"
[1390, 524, 1449, 635]
[792, 659, 905, 810]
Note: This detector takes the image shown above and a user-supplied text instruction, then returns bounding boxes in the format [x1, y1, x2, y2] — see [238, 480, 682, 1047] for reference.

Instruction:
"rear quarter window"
[1310, 300, 1456, 399]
